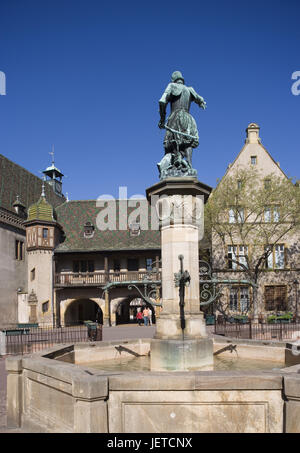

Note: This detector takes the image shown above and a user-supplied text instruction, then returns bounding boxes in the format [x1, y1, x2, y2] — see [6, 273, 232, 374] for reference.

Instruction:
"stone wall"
[0, 223, 27, 326]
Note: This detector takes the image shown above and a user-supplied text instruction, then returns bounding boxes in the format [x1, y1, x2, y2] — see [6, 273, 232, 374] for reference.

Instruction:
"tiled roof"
[27, 195, 55, 222]
[55, 200, 161, 252]
[0, 154, 65, 214]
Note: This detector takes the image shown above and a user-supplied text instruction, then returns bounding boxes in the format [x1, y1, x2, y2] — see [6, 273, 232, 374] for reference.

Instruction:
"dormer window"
[129, 223, 141, 237]
[83, 222, 95, 238]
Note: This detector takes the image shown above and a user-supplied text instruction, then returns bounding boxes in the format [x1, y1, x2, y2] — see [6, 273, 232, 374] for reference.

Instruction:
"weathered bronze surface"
[174, 254, 191, 336]
[158, 71, 206, 180]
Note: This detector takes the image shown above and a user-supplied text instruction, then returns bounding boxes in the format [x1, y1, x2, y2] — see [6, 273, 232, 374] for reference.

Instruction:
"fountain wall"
[5, 339, 300, 433]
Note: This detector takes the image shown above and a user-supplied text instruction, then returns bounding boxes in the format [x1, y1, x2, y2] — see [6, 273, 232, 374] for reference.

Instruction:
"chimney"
[246, 123, 261, 144]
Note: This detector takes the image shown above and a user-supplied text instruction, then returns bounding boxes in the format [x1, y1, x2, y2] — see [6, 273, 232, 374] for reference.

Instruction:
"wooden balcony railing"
[54, 270, 161, 287]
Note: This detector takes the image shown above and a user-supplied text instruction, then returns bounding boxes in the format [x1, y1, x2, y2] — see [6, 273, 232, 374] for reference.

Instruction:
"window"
[129, 223, 141, 237]
[240, 287, 250, 312]
[237, 180, 242, 190]
[265, 244, 285, 269]
[251, 156, 257, 165]
[42, 228, 48, 239]
[237, 207, 245, 223]
[128, 258, 139, 271]
[229, 208, 235, 224]
[275, 244, 285, 269]
[80, 260, 87, 273]
[265, 285, 287, 311]
[83, 222, 95, 238]
[264, 207, 271, 223]
[229, 287, 250, 313]
[113, 260, 121, 272]
[229, 207, 244, 223]
[264, 206, 280, 223]
[42, 301, 49, 313]
[73, 260, 94, 273]
[146, 258, 153, 271]
[30, 268, 35, 281]
[15, 240, 24, 260]
[273, 206, 280, 222]
[238, 245, 248, 268]
[229, 287, 238, 311]
[264, 179, 271, 189]
[228, 245, 248, 270]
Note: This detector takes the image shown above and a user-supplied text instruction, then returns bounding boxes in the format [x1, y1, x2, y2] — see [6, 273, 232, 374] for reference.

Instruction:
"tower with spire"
[24, 179, 63, 325]
[42, 146, 64, 197]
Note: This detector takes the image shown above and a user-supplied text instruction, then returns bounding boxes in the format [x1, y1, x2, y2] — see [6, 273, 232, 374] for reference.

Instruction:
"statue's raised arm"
[157, 71, 206, 180]
[189, 87, 207, 110]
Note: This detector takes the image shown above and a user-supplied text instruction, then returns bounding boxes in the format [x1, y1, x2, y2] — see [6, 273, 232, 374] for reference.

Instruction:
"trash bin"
[86, 322, 102, 341]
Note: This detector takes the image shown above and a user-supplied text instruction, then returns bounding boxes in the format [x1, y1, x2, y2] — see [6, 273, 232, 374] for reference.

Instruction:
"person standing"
[148, 307, 153, 326]
[136, 310, 143, 326]
[143, 307, 149, 326]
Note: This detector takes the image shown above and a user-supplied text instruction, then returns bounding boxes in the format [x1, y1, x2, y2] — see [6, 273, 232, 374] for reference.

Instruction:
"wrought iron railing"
[1, 323, 102, 355]
[215, 319, 300, 341]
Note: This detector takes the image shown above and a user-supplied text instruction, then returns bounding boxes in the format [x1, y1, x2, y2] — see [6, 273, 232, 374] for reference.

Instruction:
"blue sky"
[0, 0, 299, 200]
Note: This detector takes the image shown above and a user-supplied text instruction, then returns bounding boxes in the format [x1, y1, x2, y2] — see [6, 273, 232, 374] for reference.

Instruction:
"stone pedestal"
[146, 177, 212, 371]
[151, 338, 213, 371]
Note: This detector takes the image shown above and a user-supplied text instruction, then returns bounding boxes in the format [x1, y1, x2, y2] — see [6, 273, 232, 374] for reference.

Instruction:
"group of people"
[136, 306, 153, 326]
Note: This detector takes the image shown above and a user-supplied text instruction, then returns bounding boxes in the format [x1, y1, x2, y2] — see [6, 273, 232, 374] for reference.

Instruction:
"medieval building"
[210, 123, 300, 321]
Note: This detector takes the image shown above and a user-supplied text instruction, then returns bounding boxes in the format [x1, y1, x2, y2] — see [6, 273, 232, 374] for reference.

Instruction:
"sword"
[163, 124, 198, 140]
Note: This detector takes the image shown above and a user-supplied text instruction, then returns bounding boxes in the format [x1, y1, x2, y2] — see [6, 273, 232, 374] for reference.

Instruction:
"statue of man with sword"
[157, 71, 206, 179]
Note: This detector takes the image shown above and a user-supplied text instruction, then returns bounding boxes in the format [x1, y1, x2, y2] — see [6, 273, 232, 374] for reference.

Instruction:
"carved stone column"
[28, 290, 38, 324]
[103, 289, 110, 326]
[146, 177, 213, 371]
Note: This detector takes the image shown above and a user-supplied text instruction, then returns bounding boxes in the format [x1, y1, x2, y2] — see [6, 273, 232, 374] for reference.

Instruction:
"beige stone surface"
[74, 339, 150, 364]
[285, 401, 300, 433]
[150, 338, 213, 371]
[213, 341, 286, 363]
[27, 249, 54, 324]
[161, 223, 200, 313]
[108, 388, 283, 433]
[156, 220, 206, 340]
[8, 342, 300, 433]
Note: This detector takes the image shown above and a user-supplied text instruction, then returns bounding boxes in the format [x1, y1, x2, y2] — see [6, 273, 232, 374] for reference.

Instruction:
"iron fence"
[0, 323, 102, 356]
[215, 319, 300, 341]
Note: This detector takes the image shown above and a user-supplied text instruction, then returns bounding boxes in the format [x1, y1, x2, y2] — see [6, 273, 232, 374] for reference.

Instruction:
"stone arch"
[63, 298, 103, 326]
[112, 296, 156, 325]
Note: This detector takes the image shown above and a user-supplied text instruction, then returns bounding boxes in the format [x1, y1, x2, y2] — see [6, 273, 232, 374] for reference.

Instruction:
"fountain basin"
[5, 337, 300, 433]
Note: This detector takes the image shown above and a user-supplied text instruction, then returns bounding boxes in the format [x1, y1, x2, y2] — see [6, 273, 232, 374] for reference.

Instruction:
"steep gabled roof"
[215, 123, 289, 189]
[0, 154, 65, 214]
[55, 199, 161, 252]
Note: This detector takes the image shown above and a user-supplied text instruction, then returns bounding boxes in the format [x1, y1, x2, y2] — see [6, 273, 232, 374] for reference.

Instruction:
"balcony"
[54, 270, 161, 287]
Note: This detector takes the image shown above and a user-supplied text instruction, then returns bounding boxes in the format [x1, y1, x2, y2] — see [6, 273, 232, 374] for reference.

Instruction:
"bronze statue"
[157, 71, 206, 179]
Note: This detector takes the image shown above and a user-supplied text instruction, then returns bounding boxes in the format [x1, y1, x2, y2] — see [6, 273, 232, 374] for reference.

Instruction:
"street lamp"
[294, 279, 299, 322]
